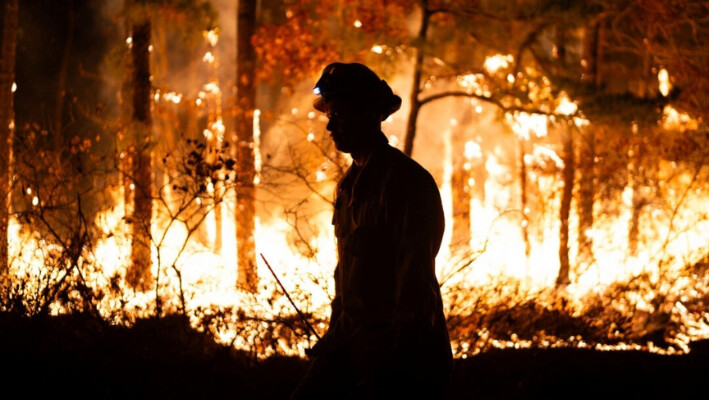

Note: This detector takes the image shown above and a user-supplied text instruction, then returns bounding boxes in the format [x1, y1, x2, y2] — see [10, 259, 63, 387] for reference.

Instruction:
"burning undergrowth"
[446, 268, 709, 358]
[2, 117, 709, 361]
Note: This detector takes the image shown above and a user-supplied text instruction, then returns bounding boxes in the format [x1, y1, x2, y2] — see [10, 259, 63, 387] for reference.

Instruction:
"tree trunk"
[577, 20, 603, 264]
[126, 20, 153, 291]
[54, 0, 74, 145]
[577, 128, 595, 263]
[150, 17, 172, 217]
[555, 23, 572, 287]
[627, 135, 642, 256]
[205, 31, 223, 253]
[0, 0, 18, 274]
[450, 160, 471, 253]
[403, 1, 430, 157]
[519, 140, 531, 259]
[472, 154, 487, 203]
[628, 24, 655, 256]
[557, 128, 574, 287]
[235, 0, 258, 292]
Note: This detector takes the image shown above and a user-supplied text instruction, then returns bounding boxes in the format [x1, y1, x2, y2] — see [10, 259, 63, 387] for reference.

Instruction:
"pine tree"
[125, 15, 154, 291]
[235, 0, 258, 292]
[0, 0, 18, 275]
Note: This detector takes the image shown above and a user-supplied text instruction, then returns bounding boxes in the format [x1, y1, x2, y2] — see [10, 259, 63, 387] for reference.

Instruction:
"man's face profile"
[325, 97, 380, 154]
[327, 97, 367, 153]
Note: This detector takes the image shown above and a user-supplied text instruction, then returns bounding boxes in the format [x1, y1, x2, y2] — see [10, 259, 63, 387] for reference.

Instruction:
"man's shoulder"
[381, 145, 443, 216]
[384, 145, 433, 178]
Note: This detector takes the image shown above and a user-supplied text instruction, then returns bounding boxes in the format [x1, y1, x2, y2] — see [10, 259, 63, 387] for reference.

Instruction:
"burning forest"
[1, 0, 709, 397]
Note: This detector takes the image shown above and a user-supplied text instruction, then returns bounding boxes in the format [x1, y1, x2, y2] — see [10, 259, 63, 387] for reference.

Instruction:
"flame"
[662, 105, 698, 132]
[204, 29, 219, 47]
[506, 112, 548, 140]
[555, 92, 578, 116]
[483, 54, 514, 74]
[203, 82, 220, 95]
[6, 114, 709, 357]
[5, 37, 708, 362]
[163, 92, 182, 104]
[464, 140, 482, 160]
[658, 68, 671, 96]
[253, 109, 262, 185]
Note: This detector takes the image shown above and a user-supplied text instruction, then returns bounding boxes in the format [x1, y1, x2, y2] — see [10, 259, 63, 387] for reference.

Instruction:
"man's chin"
[332, 139, 353, 154]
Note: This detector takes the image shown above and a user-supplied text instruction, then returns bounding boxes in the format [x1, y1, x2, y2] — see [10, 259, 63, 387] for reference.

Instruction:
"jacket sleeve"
[387, 171, 445, 353]
[308, 261, 344, 357]
[328, 261, 343, 329]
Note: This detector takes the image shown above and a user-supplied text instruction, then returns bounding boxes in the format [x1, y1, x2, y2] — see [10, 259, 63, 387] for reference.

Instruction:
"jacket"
[322, 132, 452, 381]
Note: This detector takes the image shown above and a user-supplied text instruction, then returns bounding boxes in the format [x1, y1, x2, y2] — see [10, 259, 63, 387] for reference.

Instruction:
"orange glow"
[5, 23, 708, 366]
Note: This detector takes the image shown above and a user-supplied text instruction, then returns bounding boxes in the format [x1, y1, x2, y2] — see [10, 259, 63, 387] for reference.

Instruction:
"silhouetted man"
[291, 62, 452, 399]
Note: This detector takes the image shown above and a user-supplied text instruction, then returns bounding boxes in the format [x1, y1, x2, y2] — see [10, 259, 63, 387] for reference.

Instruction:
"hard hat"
[313, 62, 402, 121]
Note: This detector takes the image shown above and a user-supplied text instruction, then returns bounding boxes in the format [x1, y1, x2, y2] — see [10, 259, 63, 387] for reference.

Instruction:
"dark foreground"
[1, 312, 707, 399]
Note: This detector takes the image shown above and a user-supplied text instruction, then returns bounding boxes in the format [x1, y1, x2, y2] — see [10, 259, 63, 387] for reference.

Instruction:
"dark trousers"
[290, 348, 448, 399]
[290, 348, 355, 400]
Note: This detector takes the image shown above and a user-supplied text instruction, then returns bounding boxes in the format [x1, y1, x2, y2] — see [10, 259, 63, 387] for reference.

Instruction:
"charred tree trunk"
[627, 24, 658, 257]
[403, 1, 430, 157]
[557, 128, 574, 287]
[150, 18, 173, 218]
[577, 20, 603, 264]
[120, 14, 133, 228]
[126, 20, 153, 291]
[54, 0, 74, 145]
[582, 18, 604, 88]
[555, 23, 572, 287]
[235, 0, 258, 292]
[205, 33, 223, 253]
[0, 0, 18, 274]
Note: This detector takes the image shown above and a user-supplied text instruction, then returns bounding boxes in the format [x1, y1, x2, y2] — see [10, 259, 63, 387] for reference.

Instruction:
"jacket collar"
[345, 132, 391, 201]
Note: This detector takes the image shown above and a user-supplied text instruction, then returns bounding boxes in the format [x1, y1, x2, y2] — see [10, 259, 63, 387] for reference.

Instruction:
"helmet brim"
[313, 96, 329, 113]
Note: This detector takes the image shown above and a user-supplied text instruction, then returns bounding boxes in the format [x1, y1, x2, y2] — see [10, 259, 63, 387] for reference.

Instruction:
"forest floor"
[1, 312, 707, 399]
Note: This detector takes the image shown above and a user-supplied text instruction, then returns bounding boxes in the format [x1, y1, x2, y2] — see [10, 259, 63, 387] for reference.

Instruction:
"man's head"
[313, 63, 401, 154]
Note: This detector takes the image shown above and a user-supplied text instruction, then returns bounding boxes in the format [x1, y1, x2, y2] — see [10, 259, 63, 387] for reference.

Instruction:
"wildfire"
[5, 18, 709, 364]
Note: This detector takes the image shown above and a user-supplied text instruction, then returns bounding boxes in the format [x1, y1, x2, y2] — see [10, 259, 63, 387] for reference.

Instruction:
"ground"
[1, 312, 706, 399]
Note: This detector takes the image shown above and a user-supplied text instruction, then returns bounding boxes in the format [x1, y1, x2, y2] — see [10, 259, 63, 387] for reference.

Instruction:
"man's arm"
[389, 171, 445, 354]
